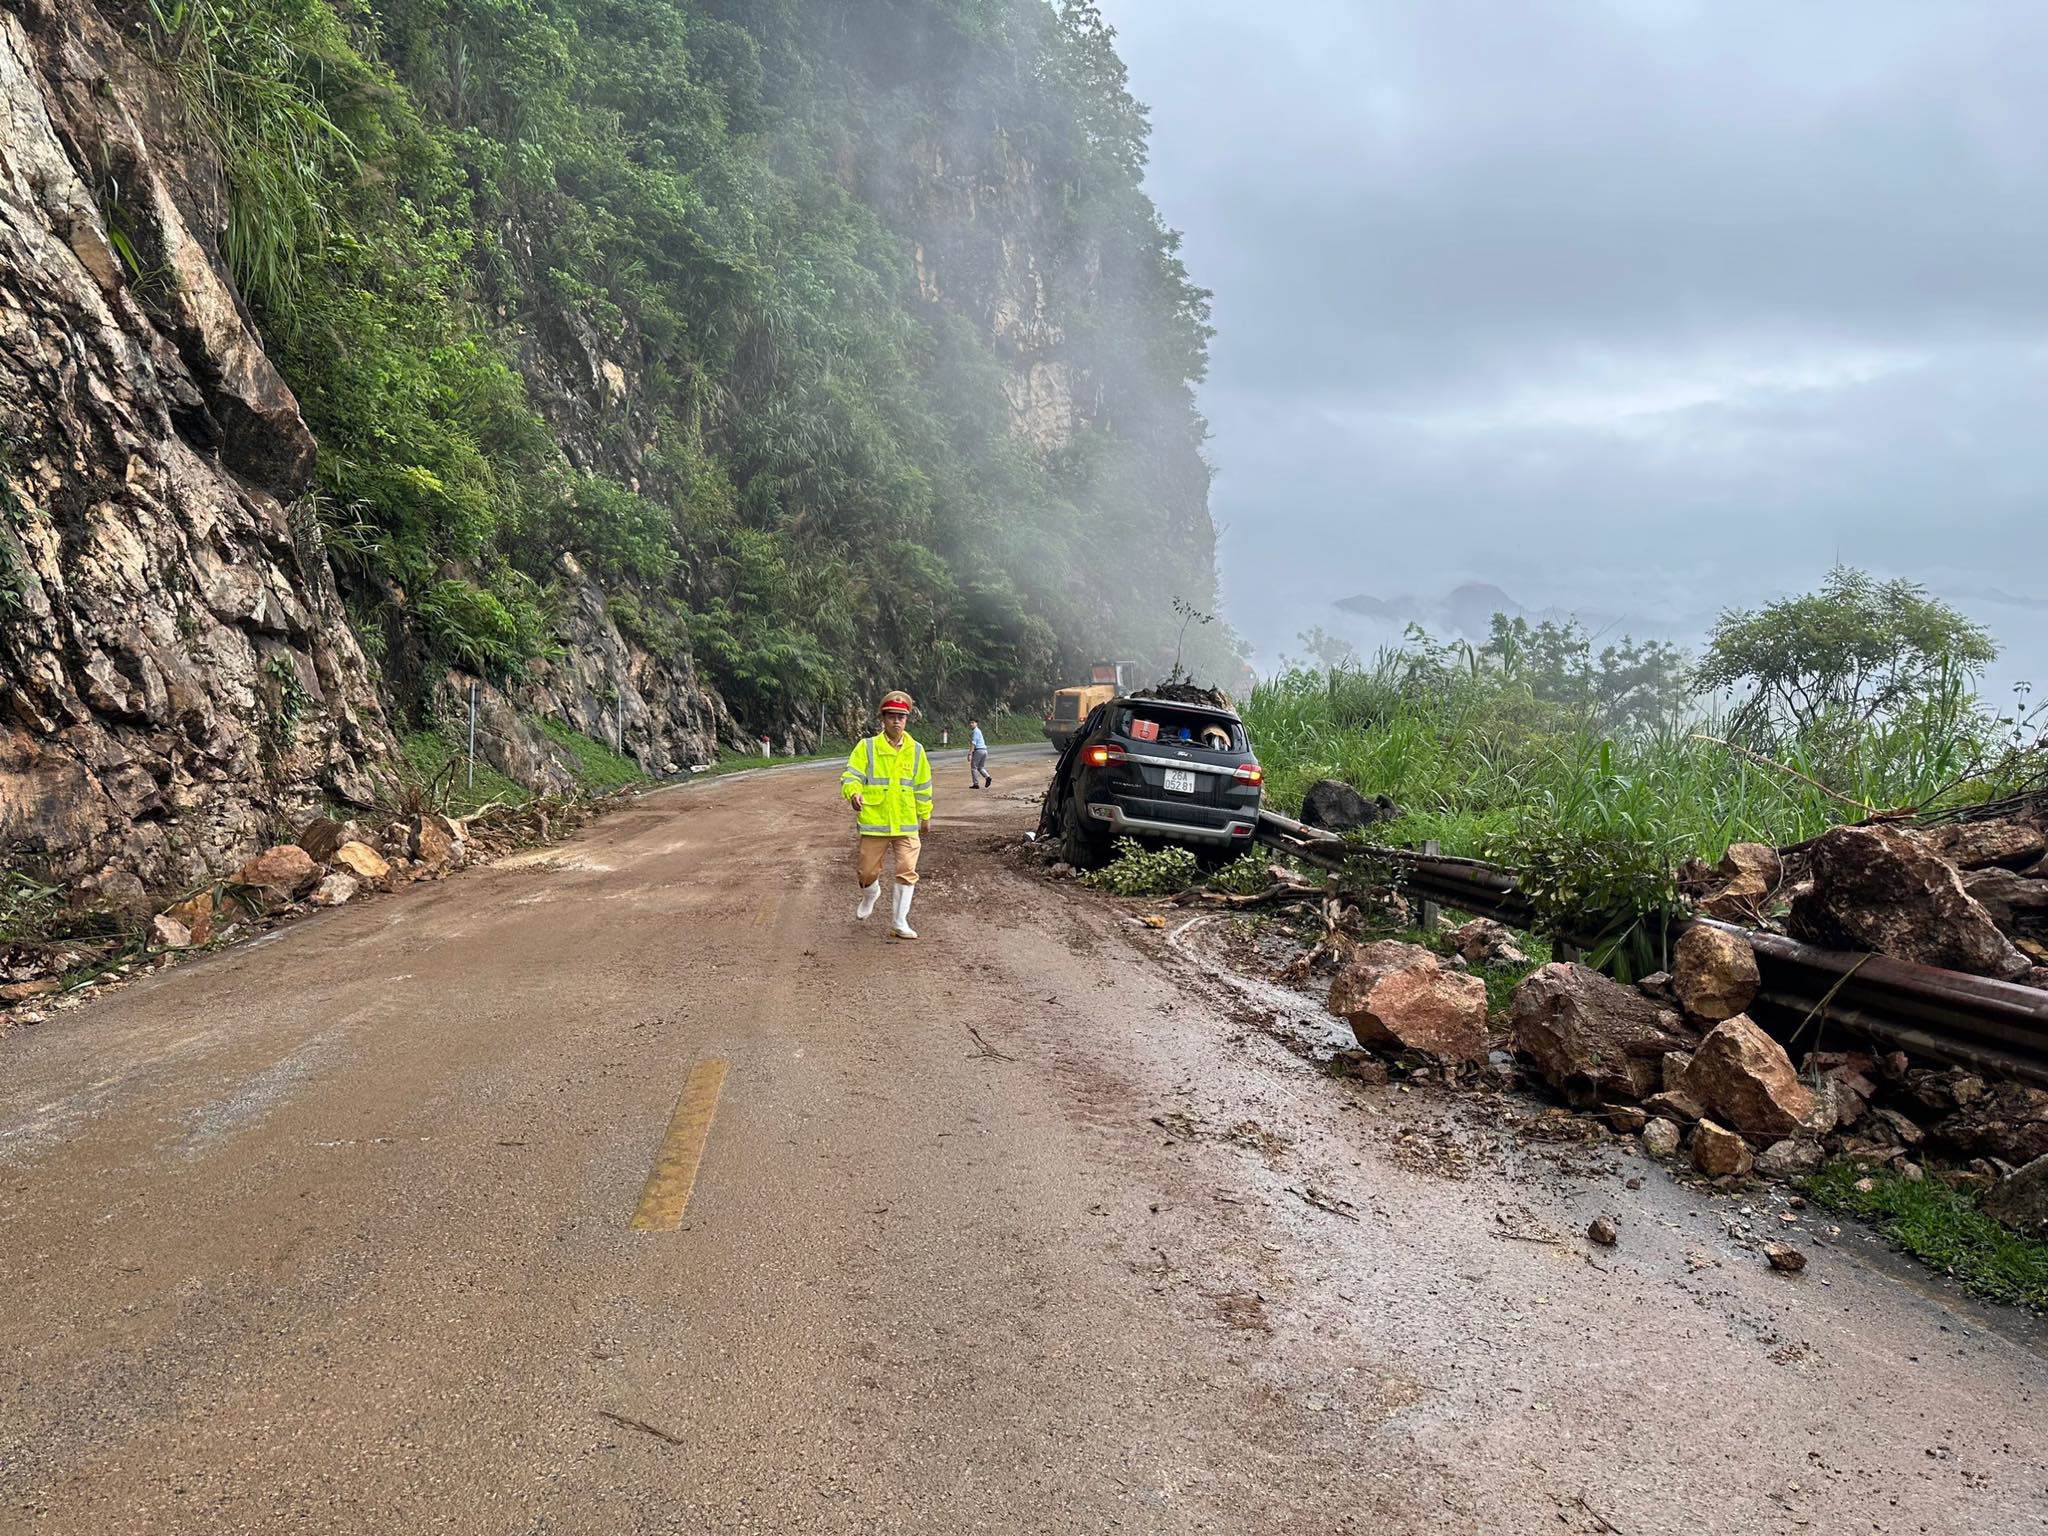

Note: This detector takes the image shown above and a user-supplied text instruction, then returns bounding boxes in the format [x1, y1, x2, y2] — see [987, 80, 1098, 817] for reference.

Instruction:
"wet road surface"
[3, 754, 2046, 1533]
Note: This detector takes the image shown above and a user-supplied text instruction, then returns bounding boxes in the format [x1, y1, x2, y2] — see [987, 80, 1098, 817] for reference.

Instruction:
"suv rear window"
[1116, 706, 1245, 752]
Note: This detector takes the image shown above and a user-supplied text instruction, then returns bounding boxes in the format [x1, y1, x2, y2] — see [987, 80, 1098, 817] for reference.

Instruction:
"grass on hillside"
[399, 717, 647, 817]
[1807, 1162, 2048, 1311]
[535, 717, 647, 796]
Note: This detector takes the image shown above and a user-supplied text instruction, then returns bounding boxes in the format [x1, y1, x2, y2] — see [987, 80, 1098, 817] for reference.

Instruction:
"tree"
[1693, 566, 1997, 738]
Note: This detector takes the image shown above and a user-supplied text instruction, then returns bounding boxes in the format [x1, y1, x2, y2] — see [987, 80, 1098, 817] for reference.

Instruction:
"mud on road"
[2, 753, 2045, 1533]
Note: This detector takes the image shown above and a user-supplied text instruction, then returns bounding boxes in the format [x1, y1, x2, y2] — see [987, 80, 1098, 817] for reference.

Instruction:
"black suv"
[1044, 695, 1264, 869]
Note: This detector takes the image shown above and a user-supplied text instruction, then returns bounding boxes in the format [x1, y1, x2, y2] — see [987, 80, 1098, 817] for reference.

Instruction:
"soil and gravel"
[3, 753, 2046, 1534]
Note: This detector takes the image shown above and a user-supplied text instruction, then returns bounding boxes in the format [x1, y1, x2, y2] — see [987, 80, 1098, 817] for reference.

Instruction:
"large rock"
[160, 888, 217, 946]
[1961, 867, 2048, 929]
[1448, 918, 1530, 970]
[1929, 1083, 2048, 1167]
[1671, 924, 1759, 1022]
[298, 816, 369, 865]
[307, 873, 358, 908]
[1682, 1015, 1815, 1142]
[1509, 962, 1693, 1105]
[232, 844, 319, 900]
[1694, 842, 1783, 921]
[1691, 1119, 1754, 1177]
[1917, 820, 2047, 871]
[409, 812, 466, 870]
[329, 840, 391, 882]
[1983, 1154, 2048, 1240]
[1788, 825, 2032, 980]
[1328, 940, 1489, 1063]
[1756, 1138, 1824, 1181]
[1298, 779, 1401, 835]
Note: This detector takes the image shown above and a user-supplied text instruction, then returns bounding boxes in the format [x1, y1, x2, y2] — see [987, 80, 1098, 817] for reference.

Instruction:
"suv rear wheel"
[1060, 790, 1109, 870]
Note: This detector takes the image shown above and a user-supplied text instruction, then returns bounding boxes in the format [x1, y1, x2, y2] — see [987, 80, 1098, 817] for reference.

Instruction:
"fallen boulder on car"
[1328, 940, 1489, 1064]
[1682, 1015, 1815, 1142]
[1788, 824, 2032, 980]
[1510, 962, 1693, 1105]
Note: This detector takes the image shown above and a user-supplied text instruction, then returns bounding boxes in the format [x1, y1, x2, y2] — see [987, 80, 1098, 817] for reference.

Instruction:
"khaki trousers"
[857, 833, 921, 887]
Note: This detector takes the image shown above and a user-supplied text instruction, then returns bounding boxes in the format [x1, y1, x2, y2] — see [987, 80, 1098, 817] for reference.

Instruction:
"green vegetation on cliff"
[149, 0, 1225, 726]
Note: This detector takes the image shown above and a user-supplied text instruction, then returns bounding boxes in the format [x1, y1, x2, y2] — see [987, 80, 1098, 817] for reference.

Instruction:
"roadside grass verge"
[1807, 1162, 2048, 1310]
[398, 729, 531, 817]
[535, 717, 646, 795]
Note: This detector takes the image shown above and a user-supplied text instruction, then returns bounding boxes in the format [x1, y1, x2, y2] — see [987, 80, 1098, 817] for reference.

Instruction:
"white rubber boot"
[856, 880, 882, 920]
[889, 883, 918, 940]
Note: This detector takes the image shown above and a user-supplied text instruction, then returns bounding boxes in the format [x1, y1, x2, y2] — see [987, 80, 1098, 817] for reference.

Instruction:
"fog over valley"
[1102, 0, 2048, 697]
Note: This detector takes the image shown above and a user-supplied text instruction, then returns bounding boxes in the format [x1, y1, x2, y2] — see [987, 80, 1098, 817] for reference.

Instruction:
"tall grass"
[1248, 656, 2031, 865]
[1245, 654, 2043, 974]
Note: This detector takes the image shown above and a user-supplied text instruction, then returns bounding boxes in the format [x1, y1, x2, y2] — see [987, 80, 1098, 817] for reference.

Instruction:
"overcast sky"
[1100, 0, 2048, 691]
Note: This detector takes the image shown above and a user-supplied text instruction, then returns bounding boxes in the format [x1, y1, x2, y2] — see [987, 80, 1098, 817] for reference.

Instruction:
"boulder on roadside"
[1983, 1153, 2048, 1240]
[232, 844, 320, 901]
[1448, 918, 1531, 970]
[1960, 867, 2048, 929]
[1299, 779, 1401, 834]
[1682, 1015, 1815, 1142]
[1693, 842, 1784, 921]
[1660, 1050, 1694, 1093]
[0, 978, 61, 1004]
[1672, 923, 1760, 1022]
[1929, 1083, 2048, 1167]
[1756, 1138, 1824, 1181]
[1916, 820, 2047, 871]
[329, 841, 392, 883]
[1764, 1241, 1807, 1273]
[1788, 824, 2032, 980]
[1510, 962, 1694, 1106]
[1641, 1117, 1683, 1158]
[308, 873, 359, 908]
[149, 914, 193, 951]
[1691, 1119, 1754, 1177]
[1643, 1089, 1705, 1123]
[409, 812, 466, 870]
[161, 889, 218, 946]
[297, 816, 370, 865]
[1328, 940, 1489, 1063]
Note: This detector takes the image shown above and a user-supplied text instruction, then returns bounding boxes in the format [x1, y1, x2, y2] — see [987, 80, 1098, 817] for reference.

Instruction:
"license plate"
[1163, 767, 1198, 794]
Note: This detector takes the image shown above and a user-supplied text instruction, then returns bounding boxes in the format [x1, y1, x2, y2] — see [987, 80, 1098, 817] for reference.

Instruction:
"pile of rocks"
[147, 811, 468, 953]
[1318, 897, 2048, 1232]
[1687, 811, 2048, 989]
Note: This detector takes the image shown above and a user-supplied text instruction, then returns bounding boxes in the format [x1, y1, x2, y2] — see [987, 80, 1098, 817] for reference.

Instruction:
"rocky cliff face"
[0, 0, 387, 897]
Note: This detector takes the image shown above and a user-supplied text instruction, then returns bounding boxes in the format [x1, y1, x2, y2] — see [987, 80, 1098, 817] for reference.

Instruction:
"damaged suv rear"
[1041, 692, 1264, 870]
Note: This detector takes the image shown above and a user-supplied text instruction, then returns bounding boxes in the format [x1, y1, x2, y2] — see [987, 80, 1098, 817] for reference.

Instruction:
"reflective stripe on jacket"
[841, 733, 932, 835]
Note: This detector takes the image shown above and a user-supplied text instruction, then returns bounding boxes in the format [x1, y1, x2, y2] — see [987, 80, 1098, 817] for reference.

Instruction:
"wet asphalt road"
[2, 753, 2046, 1533]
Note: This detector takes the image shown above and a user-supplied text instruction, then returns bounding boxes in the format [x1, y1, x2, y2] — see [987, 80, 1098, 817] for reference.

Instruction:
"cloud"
[1100, 0, 2048, 678]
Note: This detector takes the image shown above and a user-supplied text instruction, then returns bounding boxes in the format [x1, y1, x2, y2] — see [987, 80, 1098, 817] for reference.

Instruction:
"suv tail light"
[1082, 744, 1129, 768]
[1235, 762, 1264, 786]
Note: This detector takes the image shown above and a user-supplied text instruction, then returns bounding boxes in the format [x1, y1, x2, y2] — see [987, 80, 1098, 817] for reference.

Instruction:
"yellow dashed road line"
[629, 1058, 730, 1232]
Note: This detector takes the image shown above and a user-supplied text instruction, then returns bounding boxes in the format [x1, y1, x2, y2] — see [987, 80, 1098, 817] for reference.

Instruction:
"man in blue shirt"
[968, 719, 992, 789]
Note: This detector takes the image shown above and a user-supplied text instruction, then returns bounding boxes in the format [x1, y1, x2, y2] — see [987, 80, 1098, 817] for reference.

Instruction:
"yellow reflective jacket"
[841, 732, 932, 835]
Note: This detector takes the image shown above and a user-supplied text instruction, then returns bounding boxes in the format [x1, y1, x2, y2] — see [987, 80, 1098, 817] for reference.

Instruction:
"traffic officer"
[840, 690, 933, 939]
